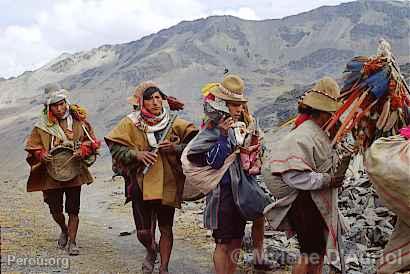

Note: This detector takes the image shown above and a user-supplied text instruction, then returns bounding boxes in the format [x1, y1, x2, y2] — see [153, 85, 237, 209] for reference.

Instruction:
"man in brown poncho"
[105, 82, 198, 274]
[263, 77, 350, 274]
[25, 84, 100, 255]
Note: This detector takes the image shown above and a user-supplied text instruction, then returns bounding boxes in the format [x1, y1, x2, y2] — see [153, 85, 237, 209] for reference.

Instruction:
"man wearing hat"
[105, 82, 197, 274]
[263, 77, 349, 274]
[183, 74, 271, 274]
[25, 84, 100, 255]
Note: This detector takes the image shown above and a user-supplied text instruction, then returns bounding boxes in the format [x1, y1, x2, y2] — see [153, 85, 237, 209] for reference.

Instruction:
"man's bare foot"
[142, 244, 159, 274]
[57, 231, 68, 249]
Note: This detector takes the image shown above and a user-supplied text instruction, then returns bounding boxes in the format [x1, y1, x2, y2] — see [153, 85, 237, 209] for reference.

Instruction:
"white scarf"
[127, 107, 170, 147]
[233, 121, 248, 146]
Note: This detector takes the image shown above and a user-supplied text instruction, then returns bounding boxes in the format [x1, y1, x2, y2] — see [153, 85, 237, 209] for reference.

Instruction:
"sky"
[0, 0, 359, 78]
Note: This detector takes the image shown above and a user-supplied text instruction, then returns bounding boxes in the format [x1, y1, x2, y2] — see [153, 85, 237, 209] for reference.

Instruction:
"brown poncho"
[25, 114, 96, 192]
[105, 115, 198, 208]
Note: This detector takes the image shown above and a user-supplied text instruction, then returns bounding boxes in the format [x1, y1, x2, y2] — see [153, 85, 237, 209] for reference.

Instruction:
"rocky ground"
[0, 171, 215, 274]
[1, 162, 409, 274]
[0, 170, 289, 274]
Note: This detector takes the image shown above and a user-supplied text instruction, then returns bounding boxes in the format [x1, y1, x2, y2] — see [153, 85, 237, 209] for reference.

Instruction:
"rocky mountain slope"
[256, 63, 410, 129]
[0, 0, 409, 176]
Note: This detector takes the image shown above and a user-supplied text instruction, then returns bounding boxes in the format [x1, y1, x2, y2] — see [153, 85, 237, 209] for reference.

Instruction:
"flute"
[142, 114, 177, 175]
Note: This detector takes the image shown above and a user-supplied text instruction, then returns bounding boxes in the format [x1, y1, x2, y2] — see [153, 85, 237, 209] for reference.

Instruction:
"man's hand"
[218, 116, 234, 136]
[73, 150, 82, 159]
[42, 154, 53, 163]
[135, 151, 157, 166]
[335, 155, 351, 177]
[329, 175, 345, 188]
[34, 149, 52, 163]
[158, 140, 176, 153]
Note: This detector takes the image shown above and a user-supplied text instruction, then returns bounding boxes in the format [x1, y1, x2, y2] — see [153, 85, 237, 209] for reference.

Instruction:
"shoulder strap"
[81, 123, 96, 144]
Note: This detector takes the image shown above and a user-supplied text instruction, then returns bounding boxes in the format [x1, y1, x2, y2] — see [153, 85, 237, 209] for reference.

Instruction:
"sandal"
[67, 240, 80, 256]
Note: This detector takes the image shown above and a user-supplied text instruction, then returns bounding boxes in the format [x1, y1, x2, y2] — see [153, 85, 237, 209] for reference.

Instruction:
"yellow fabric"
[105, 116, 198, 207]
[201, 83, 219, 97]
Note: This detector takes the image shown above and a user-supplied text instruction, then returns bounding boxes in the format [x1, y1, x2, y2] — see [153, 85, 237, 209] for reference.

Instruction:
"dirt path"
[0, 173, 214, 273]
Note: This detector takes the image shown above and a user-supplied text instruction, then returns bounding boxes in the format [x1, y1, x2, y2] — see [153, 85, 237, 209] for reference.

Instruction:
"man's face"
[49, 100, 68, 120]
[143, 91, 163, 116]
[226, 102, 244, 122]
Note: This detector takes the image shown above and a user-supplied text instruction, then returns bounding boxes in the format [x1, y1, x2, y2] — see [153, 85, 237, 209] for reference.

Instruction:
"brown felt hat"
[301, 76, 343, 113]
[208, 74, 248, 103]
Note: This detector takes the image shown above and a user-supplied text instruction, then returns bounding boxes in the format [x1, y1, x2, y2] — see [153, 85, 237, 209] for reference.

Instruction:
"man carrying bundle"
[263, 77, 350, 274]
[182, 74, 271, 274]
[25, 84, 100, 255]
[105, 82, 198, 274]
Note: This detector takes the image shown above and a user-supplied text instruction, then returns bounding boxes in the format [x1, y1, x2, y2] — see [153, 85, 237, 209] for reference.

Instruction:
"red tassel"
[33, 149, 48, 161]
[325, 88, 361, 132]
[363, 59, 384, 75]
[91, 139, 101, 151]
[80, 143, 92, 158]
[390, 94, 404, 110]
[167, 96, 184, 111]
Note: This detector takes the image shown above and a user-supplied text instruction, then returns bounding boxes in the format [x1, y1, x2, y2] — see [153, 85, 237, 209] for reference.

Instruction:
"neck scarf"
[294, 113, 311, 128]
[35, 107, 73, 144]
[127, 107, 170, 147]
[140, 106, 167, 126]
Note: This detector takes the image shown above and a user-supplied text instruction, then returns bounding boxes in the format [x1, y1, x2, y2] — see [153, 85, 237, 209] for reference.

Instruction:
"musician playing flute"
[105, 81, 198, 274]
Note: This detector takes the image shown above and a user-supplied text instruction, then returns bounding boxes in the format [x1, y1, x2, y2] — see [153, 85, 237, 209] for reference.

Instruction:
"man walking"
[105, 81, 197, 274]
[25, 84, 100, 255]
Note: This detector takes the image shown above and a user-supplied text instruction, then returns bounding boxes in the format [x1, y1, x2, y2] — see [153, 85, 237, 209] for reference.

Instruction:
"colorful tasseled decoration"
[70, 104, 88, 121]
[399, 126, 410, 139]
[80, 140, 101, 158]
[327, 40, 410, 148]
[166, 96, 184, 111]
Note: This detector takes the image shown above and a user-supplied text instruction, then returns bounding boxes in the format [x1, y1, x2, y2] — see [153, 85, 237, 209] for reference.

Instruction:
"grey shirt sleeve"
[281, 170, 331, 190]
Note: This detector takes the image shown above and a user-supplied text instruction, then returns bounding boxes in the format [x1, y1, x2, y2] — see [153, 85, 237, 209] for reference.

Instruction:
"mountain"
[0, 0, 409, 177]
[256, 63, 410, 129]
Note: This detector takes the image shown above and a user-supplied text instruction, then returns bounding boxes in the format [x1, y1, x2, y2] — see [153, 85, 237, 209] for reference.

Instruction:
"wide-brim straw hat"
[127, 81, 159, 106]
[301, 76, 343, 113]
[207, 74, 248, 103]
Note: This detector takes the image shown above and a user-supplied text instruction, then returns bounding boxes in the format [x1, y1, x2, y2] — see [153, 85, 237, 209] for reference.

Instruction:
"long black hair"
[142, 86, 166, 101]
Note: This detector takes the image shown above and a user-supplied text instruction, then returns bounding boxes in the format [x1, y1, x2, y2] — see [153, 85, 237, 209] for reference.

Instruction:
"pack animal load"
[325, 39, 410, 148]
[327, 39, 410, 274]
